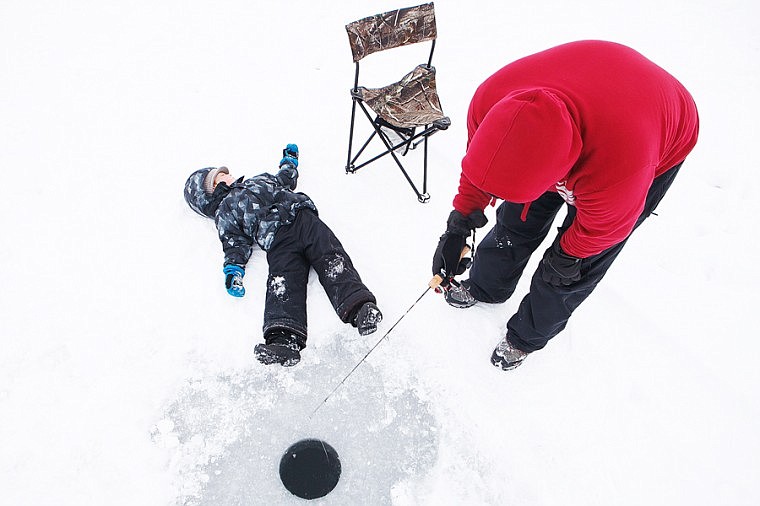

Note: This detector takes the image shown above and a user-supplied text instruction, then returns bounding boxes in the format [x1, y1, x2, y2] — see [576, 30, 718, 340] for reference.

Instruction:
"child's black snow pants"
[466, 162, 683, 352]
[263, 209, 376, 341]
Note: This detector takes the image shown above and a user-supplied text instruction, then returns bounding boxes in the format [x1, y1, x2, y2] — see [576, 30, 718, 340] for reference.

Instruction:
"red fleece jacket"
[453, 40, 699, 258]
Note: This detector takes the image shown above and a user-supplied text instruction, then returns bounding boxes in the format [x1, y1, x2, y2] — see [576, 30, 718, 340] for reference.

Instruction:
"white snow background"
[1, 0, 758, 504]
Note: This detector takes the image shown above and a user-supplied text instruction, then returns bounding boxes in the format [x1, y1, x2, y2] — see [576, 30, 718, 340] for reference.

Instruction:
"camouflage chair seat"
[352, 64, 451, 131]
[344, 2, 449, 203]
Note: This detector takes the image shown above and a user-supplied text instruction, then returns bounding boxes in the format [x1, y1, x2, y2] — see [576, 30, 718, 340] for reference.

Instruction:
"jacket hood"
[184, 168, 231, 218]
[461, 88, 582, 203]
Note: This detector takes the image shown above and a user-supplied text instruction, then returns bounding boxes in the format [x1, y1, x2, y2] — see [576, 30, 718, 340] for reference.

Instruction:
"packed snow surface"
[2, 0, 758, 504]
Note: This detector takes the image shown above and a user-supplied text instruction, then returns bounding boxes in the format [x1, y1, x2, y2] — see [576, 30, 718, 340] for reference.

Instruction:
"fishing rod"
[308, 245, 471, 419]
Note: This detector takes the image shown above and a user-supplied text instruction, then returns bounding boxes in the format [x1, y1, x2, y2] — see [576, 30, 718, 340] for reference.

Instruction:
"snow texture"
[325, 254, 346, 281]
[1, 0, 759, 505]
[268, 275, 288, 301]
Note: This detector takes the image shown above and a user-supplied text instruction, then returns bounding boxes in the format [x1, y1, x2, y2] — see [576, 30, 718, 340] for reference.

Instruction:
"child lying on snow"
[183, 144, 382, 367]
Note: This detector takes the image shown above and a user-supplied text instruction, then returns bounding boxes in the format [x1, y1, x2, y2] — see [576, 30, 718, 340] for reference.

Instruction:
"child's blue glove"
[280, 143, 299, 168]
[283, 143, 299, 159]
[223, 264, 245, 297]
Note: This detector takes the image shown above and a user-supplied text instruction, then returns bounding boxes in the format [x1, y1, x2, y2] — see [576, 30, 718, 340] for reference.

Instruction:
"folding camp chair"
[345, 2, 450, 203]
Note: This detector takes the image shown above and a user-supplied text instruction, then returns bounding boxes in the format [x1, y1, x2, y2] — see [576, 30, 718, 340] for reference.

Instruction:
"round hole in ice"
[279, 438, 341, 499]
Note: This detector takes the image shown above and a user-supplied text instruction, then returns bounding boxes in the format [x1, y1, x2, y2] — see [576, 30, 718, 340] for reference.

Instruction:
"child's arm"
[219, 225, 254, 269]
[216, 201, 254, 297]
[276, 143, 299, 190]
[219, 229, 252, 298]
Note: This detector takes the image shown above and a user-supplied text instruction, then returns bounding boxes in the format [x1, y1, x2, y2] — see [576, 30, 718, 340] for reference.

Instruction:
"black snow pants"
[466, 162, 683, 353]
[263, 209, 376, 341]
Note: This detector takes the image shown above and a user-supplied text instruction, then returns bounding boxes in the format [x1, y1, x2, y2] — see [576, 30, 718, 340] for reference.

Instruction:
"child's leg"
[263, 227, 310, 341]
[297, 210, 376, 323]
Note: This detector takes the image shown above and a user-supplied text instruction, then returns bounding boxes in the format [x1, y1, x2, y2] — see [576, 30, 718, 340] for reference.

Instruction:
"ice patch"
[155, 343, 439, 505]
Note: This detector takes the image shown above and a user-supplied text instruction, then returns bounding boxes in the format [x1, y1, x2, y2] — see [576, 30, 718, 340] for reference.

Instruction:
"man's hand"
[223, 264, 246, 297]
[431, 210, 486, 282]
[540, 242, 581, 286]
[445, 209, 487, 236]
[432, 232, 469, 281]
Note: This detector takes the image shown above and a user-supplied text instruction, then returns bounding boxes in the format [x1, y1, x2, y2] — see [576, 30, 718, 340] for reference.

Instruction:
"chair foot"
[417, 193, 430, 203]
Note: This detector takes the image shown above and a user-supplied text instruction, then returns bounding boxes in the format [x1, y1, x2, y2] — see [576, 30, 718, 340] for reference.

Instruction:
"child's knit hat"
[203, 166, 229, 195]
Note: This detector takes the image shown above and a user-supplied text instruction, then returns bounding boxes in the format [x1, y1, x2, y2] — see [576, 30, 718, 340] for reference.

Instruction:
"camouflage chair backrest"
[346, 3, 437, 62]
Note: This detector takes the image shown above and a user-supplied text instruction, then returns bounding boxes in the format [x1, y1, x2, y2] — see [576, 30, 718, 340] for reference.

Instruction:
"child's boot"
[351, 302, 383, 336]
[255, 330, 306, 367]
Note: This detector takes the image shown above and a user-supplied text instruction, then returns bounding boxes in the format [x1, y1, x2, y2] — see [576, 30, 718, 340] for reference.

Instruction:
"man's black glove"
[431, 210, 487, 280]
[445, 209, 488, 236]
[432, 233, 469, 280]
[540, 242, 582, 286]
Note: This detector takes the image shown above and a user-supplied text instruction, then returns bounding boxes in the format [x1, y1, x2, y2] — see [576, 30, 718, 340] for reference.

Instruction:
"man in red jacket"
[432, 40, 699, 370]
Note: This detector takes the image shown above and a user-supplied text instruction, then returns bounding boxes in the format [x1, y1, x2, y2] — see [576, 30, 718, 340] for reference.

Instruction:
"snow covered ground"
[2, 0, 759, 504]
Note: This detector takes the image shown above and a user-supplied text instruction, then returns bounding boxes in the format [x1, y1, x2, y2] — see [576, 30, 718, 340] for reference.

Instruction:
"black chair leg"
[351, 130, 378, 170]
[348, 101, 437, 203]
[423, 131, 429, 197]
[346, 99, 359, 173]
[372, 120, 428, 202]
